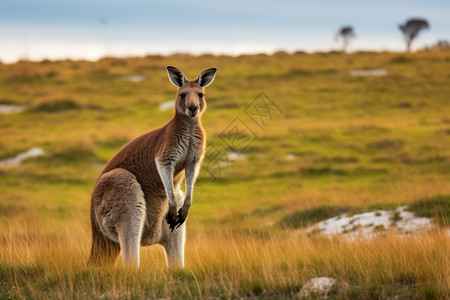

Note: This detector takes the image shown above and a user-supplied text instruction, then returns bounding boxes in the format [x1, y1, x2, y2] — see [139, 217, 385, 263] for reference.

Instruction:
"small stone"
[0, 104, 25, 114]
[159, 100, 175, 111]
[297, 277, 337, 299]
[0, 147, 45, 167]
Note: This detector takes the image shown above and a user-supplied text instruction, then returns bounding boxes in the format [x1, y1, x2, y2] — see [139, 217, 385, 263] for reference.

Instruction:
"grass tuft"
[409, 195, 450, 225]
[31, 99, 82, 113]
[280, 206, 350, 228]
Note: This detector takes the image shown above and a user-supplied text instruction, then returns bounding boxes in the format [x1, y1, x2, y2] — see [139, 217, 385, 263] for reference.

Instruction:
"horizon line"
[1, 47, 440, 65]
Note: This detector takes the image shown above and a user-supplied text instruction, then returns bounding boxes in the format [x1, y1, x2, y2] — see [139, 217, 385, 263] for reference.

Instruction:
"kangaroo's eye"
[180, 93, 186, 98]
[198, 93, 204, 98]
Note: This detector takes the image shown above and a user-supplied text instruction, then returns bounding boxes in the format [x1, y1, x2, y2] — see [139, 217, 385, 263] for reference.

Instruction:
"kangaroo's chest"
[172, 130, 204, 171]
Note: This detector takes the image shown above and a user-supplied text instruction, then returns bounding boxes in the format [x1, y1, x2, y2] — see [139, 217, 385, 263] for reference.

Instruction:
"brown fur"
[89, 67, 216, 267]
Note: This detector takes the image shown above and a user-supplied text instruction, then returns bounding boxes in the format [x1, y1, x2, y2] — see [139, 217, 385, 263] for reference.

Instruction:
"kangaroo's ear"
[167, 66, 186, 87]
[197, 68, 217, 87]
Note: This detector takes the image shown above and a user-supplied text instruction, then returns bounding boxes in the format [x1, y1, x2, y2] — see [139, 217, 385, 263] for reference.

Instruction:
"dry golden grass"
[0, 214, 449, 299]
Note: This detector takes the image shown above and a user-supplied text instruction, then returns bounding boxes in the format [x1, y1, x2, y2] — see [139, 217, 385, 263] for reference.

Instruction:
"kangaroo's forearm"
[184, 162, 200, 207]
[156, 160, 176, 207]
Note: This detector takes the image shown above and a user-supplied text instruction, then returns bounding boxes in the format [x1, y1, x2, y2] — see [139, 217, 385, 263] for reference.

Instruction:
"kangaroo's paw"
[166, 205, 178, 232]
[174, 206, 189, 229]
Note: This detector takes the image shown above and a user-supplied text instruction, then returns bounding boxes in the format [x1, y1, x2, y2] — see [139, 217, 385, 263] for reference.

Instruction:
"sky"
[1, 0, 449, 63]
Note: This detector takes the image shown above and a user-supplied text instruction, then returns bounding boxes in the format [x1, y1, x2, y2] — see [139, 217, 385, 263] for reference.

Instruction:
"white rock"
[349, 69, 387, 76]
[297, 277, 337, 299]
[286, 153, 296, 160]
[117, 75, 147, 82]
[159, 100, 175, 111]
[0, 147, 45, 167]
[394, 206, 432, 233]
[227, 152, 246, 160]
[306, 206, 433, 240]
[0, 104, 25, 114]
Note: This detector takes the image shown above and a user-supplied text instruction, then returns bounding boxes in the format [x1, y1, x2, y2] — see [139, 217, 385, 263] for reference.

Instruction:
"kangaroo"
[89, 66, 217, 268]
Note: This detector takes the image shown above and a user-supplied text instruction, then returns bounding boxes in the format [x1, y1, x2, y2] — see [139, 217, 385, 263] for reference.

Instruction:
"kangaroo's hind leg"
[159, 189, 186, 267]
[92, 168, 146, 268]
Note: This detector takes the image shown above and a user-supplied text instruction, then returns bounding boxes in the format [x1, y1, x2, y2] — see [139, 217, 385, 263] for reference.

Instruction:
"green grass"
[0, 50, 450, 299]
[30, 98, 82, 113]
[279, 205, 350, 229]
[409, 195, 450, 226]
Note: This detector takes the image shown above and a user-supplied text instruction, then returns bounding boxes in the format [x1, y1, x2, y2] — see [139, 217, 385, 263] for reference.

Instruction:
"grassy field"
[0, 51, 449, 299]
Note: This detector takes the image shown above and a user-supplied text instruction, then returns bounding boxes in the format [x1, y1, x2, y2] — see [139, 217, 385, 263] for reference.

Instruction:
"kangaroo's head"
[167, 66, 217, 118]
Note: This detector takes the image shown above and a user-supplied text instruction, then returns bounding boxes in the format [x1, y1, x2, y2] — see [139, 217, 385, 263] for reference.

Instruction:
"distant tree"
[399, 18, 430, 52]
[335, 26, 355, 52]
[434, 40, 450, 50]
[423, 40, 450, 51]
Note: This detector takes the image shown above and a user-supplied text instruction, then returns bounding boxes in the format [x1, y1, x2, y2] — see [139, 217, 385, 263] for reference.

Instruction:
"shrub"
[31, 99, 82, 113]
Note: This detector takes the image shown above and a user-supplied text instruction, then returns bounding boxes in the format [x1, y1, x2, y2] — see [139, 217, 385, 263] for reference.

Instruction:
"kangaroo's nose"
[188, 106, 198, 113]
